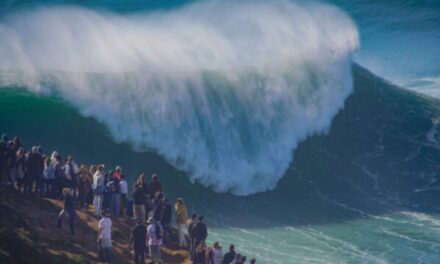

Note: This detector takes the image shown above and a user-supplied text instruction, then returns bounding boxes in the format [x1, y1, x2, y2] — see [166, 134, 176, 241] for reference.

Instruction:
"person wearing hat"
[57, 188, 76, 236]
[146, 216, 163, 264]
[129, 220, 147, 264]
[98, 209, 113, 264]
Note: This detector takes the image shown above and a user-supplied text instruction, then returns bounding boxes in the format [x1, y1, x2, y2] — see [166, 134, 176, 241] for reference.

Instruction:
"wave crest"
[0, 0, 359, 195]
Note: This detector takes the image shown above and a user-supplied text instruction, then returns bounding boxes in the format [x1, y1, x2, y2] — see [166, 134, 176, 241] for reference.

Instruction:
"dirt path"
[1, 190, 191, 264]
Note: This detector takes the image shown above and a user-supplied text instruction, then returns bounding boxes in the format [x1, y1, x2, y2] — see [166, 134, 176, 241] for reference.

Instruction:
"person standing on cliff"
[136, 173, 151, 215]
[113, 165, 122, 180]
[147, 174, 163, 200]
[147, 216, 163, 264]
[187, 213, 198, 259]
[26, 146, 44, 196]
[175, 198, 188, 247]
[120, 174, 128, 220]
[56, 188, 76, 236]
[222, 244, 236, 264]
[130, 220, 147, 264]
[93, 165, 105, 216]
[43, 157, 55, 197]
[109, 171, 121, 221]
[192, 215, 208, 256]
[160, 197, 176, 245]
[64, 155, 79, 197]
[98, 209, 113, 264]
[133, 183, 146, 223]
[212, 242, 223, 264]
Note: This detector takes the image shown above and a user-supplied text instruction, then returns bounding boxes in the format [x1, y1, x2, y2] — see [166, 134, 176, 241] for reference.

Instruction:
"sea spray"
[0, 0, 358, 195]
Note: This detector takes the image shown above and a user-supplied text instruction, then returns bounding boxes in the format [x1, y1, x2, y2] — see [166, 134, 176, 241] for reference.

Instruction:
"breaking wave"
[0, 0, 358, 195]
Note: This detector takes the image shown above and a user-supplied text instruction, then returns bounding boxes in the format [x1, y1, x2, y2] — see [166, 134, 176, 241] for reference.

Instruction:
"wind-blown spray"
[0, 0, 359, 195]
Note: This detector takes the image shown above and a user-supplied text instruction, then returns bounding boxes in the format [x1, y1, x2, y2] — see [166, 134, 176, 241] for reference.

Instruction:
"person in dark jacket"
[12, 137, 23, 151]
[15, 147, 26, 192]
[193, 241, 207, 264]
[26, 146, 44, 196]
[192, 215, 208, 255]
[6, 141, 17, 188]
[57, 188, 76, 235]
[103, 171, 114, 211]
[188, 213, 198, 259]
[160, 198, 176, 245]
[153, 193, 164, 222]
[0, 138, 7, 187]
[110, 173, 121, 221]
[135, 173, 150, 214]
[222, 244, 236, 264]
[50, 151, 63, 199]
[129, 220, 147, 264]
[147, 174, 163, 199]
[64, 155, 78, 193]
[78, 165, 92, 209]
[132, 183, 146, 222]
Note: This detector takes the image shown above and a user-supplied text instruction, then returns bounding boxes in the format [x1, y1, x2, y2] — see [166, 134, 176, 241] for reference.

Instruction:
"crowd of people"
[0, 133, 257, 264]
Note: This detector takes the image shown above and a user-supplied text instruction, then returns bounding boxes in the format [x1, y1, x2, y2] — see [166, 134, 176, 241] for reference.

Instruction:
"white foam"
[0, 0, 359, 195]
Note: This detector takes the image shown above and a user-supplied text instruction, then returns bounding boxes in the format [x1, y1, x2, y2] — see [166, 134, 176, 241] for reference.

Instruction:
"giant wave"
[0, 0, 358, 195]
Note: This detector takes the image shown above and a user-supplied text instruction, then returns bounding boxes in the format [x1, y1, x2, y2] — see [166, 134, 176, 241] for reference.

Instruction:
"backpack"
[154, 223, 162, 240]
[106, 179, 116, 193]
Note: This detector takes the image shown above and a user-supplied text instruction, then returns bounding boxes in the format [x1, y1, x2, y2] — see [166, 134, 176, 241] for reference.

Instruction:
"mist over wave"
[0, 0, 358, 195]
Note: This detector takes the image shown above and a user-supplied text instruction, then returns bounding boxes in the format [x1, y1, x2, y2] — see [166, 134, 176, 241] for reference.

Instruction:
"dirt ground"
[0, 189, 191, 264]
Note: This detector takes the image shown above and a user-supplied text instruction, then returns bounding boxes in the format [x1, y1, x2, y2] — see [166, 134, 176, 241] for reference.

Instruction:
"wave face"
[0, 1, 358, 195]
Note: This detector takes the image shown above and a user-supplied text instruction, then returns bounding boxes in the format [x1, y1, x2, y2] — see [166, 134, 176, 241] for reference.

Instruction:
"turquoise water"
[0, 0, 440, 263]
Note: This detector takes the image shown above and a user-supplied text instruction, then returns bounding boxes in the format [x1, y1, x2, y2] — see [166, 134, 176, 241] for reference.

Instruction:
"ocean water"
[328, 0, 440, 96]
[0, 0, 439, 263]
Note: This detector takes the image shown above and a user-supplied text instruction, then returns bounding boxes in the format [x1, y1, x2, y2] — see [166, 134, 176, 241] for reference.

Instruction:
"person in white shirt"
[64, 156, 79, 181]
[93, 164, 105, 216]
[64, 155, 79, 185]
[119, 174, 128, 220]
[147, 216, 163, 264]
[212, 242, 223, 264]
[97, 209, 112, 264]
